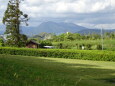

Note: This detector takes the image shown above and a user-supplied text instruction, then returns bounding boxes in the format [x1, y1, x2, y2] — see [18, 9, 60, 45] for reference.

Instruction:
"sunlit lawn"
[0, 54, 115, 86]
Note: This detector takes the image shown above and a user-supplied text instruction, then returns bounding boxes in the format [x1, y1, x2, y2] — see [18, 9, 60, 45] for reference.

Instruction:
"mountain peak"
[22, 21, 89, 35]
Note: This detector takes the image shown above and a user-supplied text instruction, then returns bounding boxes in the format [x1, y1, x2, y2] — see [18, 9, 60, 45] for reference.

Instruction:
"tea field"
[53, 39, 115, 50]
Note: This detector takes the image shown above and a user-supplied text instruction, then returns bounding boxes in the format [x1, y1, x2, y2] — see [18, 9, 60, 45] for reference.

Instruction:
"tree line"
[49, 32, 115, 42]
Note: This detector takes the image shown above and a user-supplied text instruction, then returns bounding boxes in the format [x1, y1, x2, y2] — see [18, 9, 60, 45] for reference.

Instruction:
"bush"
[56, 43, 75, 49]
[0, 39, 4, 47]
[0, 47, 115, 61]
[97, 44, 102, 50]
[39, 41, 52, 48]
[91, 45, 97, 50]
[86, 44, 92, 50]
[58, 43, 63, 49]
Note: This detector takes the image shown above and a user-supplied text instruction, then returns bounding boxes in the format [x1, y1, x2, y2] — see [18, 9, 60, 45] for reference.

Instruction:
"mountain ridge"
[21, 21, 89, 35]
[0, 21, 115, 36]
[78, 29, 115, 34]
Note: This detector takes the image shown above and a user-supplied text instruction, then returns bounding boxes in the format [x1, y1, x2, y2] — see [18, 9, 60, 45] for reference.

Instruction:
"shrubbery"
[56, 42, 103, 50]
[39, 40, 52, 48]
[0, 39, 4, 47]
[0, 47, 115, 61]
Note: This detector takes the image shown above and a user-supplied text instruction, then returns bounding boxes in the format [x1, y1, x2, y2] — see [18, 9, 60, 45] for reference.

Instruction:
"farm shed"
[26, 40, 40, 48]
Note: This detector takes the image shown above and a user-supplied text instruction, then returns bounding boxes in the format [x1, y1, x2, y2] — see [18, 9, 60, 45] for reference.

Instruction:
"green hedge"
[0, 47, 115, 61]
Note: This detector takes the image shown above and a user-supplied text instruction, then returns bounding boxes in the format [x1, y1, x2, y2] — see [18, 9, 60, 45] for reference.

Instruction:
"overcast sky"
[0, 0, 115, 29]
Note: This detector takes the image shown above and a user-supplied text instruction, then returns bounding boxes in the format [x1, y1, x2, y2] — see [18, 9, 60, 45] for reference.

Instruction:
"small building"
[26, 40, 39, 48]
[44, 46, 55, 49]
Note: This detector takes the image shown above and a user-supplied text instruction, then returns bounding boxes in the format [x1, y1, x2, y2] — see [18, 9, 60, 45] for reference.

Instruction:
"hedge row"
[0, 47, 115, 61]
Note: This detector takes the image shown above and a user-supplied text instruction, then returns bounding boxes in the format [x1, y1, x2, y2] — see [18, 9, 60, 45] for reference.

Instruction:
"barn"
[26, 40, 40, 48]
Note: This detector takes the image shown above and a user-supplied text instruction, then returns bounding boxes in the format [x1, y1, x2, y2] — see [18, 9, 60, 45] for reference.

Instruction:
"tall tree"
[2, 0, 29, 47]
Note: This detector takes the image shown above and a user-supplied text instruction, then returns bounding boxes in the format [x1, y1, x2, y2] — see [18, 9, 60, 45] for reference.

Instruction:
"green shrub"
[85, 44, 92, 50]
[97, 44, 102, 50]
[0, 47, 115, 61]
[58, 43, 63, 49]
[39, 40, 52, 48]
[0, 39, 4, 47]
[57, 43, 75, 49]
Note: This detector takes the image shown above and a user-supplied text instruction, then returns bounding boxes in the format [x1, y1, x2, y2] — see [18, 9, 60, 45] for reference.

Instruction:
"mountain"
[78, 29, 115, 34]
[21, 21, 89, 36]
[1, 21, 115, 36]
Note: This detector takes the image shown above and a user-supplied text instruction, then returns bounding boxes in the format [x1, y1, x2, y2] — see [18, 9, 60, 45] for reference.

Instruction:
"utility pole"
[101, 27, 104, 50]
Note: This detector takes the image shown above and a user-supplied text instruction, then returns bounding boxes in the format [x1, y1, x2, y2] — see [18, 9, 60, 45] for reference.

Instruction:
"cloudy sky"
[0, 0, 115, 29]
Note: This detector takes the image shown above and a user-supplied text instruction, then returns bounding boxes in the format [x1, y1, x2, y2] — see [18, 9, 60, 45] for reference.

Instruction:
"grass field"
[0, 54, 115, 86]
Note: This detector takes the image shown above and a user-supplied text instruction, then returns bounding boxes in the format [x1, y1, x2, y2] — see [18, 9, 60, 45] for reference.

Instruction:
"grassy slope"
[0, 55, 115, 86]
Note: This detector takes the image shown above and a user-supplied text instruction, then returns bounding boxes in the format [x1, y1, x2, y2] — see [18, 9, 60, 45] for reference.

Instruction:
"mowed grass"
[0, 54, 115, 86]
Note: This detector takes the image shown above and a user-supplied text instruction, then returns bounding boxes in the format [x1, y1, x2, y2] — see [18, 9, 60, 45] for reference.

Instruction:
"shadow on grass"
[0, 55, 115, 86]
[26, 57, 115, 84]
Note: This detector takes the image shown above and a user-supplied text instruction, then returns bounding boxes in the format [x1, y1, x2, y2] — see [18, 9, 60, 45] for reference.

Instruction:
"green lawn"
[0, 54, 115, 86]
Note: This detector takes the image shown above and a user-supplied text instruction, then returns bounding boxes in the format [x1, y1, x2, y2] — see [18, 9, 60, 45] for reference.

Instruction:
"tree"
[2, 0, 29, 47]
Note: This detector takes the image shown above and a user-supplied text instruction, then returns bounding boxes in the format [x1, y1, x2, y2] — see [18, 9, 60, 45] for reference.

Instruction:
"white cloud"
[20, 0, 114, 18]
[0, 0, 115, 29]
[1, 0, 115, 15]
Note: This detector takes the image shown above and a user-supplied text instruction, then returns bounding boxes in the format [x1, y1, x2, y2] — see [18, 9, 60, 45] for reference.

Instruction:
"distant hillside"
[78, 29, 115, 34]
[21, 21, 89, 36]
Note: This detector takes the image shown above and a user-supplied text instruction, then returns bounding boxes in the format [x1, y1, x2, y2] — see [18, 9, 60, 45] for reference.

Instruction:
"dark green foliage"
[97, 44, 102, 50]
[56, 43, 93, 50]
[58, 43, 63, 49]
[86, 44, 92, 50]
[18, 34, 28, 47]
[79, 44, 85, 50]
[39, 40, 52, 48]
[54, 40, 115, 50]
[0, 39, 4, 46]
[0, 47, 115, 61]
[56, 43, 75, 49]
